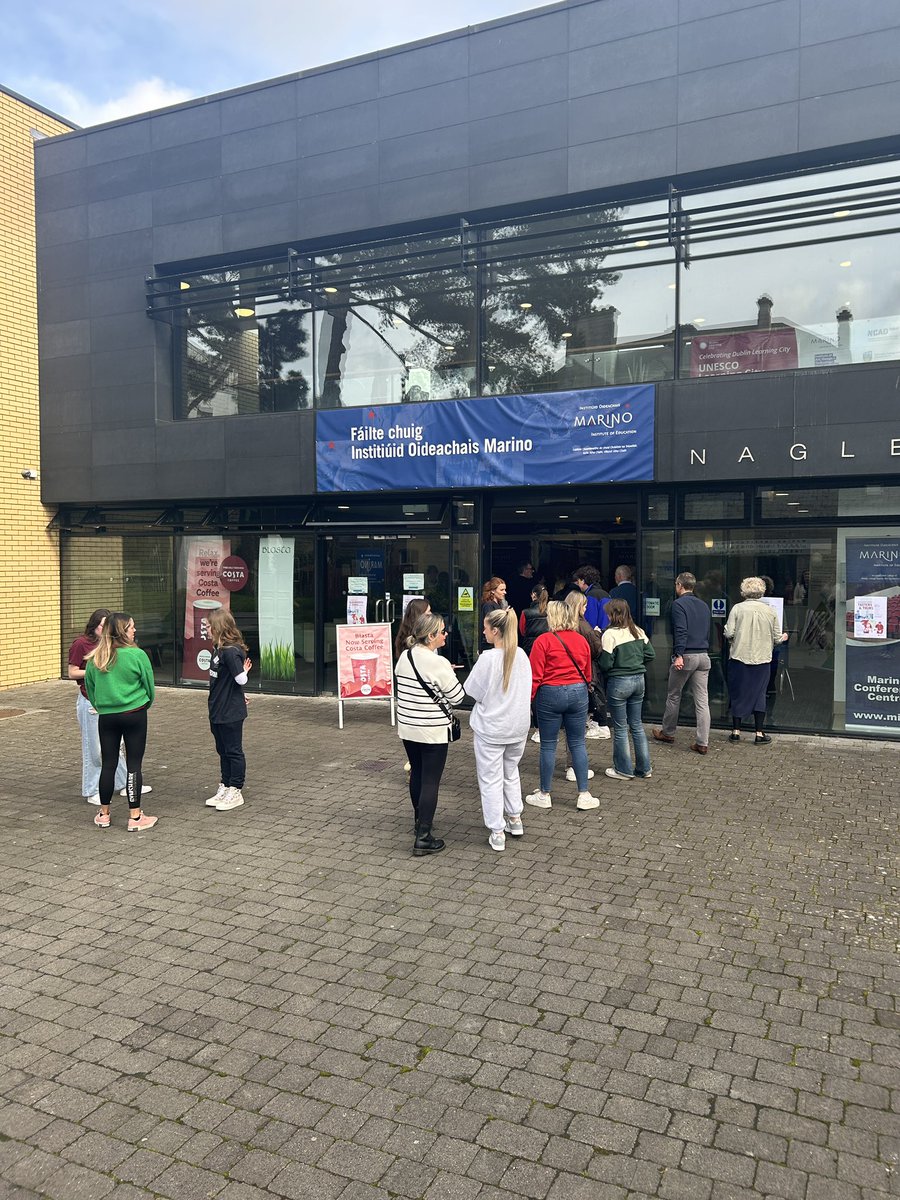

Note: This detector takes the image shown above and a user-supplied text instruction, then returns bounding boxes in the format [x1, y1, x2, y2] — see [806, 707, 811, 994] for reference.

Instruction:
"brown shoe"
[652, 729, 675, 744]
[690, 742, 708, 755]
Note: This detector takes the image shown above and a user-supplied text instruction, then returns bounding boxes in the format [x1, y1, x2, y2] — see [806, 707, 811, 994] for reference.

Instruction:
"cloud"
[13, 76, 195, 128]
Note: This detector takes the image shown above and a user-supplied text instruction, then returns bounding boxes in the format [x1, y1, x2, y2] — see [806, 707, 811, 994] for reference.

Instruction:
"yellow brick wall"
[0, 92, 73, 688]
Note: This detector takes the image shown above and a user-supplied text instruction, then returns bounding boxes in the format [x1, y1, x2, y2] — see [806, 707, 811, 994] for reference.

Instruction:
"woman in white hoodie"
[465, 608, 532, 851]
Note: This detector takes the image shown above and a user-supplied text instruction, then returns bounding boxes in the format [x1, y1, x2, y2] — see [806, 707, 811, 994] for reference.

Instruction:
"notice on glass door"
[347, 595, 368, 624]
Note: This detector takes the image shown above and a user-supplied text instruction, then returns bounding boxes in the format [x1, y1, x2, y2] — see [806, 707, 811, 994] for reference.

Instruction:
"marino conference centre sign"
[315, 386, 654, 492]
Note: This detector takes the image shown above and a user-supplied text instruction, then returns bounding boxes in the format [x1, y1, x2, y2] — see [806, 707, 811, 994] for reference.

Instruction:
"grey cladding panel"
[297, 61, 379, 114]
[799, 28, 900, 98]
[153, 179, 224, 227]
[222, 202, 300, 252]
[677, 0, 800, 74]
[151, 138, 222, 188]
[36, 169, 89, 213]
[469, 148, 568, 209]
[468, 11, 568, 74]
[377, 169, 470, 225]
[569, 78, 678, 145]
[40, 319, 91, 360]
[221, 161, 298, 212]
[220, 81, 298, 132]
[87, 193, 153, 238]
[799, 0, 900, 45]
[570, 0, 678, 46]
[569, 28, 678, 98]
[297, 144, 379, 198]
[87, 155, 153, 203]
[469, 102, 568, 166]
[678, 51, 799, 123]
[35, 135, 86, 177]
[221, 121, 298, 173]
[378, 37, 470, 95]
[37, 205, 88, 248]
[88, 228, 154, 275]
[297, 102, 379, 156]
[799, 80, 900, 150]
[151, 102, 222, 149]
[85, 120, 151, 165]
[377, 79, 469, 139]
[295, 188, 380, 241]
[468, 55, 568, 121]
[379, 125, 470, 183]
[676, 103, 800, 174]
[568, 127, 676, 192]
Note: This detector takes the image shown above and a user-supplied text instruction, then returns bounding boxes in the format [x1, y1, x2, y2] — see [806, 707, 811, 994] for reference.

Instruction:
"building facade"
[0, 87, 72, 688]
[36, 0, 900, 736]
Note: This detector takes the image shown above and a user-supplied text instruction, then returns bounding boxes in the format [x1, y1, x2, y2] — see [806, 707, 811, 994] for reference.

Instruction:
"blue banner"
[316, 386, 654, 493]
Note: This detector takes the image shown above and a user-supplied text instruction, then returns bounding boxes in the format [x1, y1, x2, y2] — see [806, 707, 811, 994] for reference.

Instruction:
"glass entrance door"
[323, 527, 479, 692]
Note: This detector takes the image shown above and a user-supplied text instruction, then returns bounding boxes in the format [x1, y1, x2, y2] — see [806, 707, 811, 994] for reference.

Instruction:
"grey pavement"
[0, 679, 898, 1200]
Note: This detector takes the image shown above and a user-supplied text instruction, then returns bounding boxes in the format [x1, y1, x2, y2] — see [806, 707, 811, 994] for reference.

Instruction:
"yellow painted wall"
[0, 91, 73, 688]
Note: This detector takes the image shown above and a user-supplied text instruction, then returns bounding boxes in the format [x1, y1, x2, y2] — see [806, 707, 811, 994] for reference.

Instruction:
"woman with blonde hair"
[600, 599, 655, 781]
[724, 576, 787, 744]
[395, 612, 466, 855]
[526, 600, 598, 811]
[205, 609, 252, 811]
[464, 608, 532, 850]
[85, 612, 157, 832]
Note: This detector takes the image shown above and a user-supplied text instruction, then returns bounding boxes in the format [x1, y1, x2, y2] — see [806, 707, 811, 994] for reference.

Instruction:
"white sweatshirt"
[464, 646, 532, 743]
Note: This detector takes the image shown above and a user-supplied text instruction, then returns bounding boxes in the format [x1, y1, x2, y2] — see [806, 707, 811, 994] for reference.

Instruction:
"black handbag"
[551, 632, 604, 719]
[406, 650, 461, 741]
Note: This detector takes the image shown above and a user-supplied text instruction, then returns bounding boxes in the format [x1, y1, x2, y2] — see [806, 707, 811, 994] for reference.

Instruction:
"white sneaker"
[504, 815, 524, 836]
[585, 722, 610, 740]
[604, 768, 634, 781]
[566, 767, 595, 782]
[86, 794, 101, 805]
[576, 791, 600, 810]
[119, 784, 152, 797]
[525, 790, 552, 809]
[205, 784, 227, 807]
[489, 831, 506, 852]
[530, 731, 541, 743]
[215, 787, 244, 811]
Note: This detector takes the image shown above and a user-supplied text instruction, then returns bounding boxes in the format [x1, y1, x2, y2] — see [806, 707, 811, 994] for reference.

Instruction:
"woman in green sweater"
[85, 612, 157, 832]
[600, 599, 655, 782]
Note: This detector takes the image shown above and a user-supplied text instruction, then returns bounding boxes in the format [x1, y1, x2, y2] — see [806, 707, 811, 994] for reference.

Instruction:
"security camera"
[21, 469, 38, 480]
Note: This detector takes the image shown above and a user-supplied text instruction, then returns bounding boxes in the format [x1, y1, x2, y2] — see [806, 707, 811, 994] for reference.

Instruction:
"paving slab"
[0, 680, 897, 1199]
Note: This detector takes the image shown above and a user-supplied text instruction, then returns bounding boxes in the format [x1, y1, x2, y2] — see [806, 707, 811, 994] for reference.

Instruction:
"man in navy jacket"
[652, 572, 712, 754]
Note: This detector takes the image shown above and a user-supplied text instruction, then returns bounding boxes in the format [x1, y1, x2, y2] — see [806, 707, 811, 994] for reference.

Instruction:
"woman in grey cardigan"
[724, 577, 788, 744]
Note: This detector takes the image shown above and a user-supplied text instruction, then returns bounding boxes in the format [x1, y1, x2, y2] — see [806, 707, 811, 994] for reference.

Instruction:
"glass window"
[759, 484, 900, 521]
[682, 491, 747, 522]
[645, 492, 672, 523]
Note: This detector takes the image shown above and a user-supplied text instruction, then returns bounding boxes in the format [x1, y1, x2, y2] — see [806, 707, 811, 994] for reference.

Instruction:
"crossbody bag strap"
[551, 631, 589, 685]
[406, 649, 452, 719]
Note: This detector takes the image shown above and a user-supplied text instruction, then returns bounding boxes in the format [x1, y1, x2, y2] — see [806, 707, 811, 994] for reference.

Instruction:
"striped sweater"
[396, 647, 466, 744]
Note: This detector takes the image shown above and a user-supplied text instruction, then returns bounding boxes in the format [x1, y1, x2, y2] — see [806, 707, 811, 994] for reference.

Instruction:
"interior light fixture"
[693, 317, 706, 324]
[519, 301, 532, 310]
[561, 331, 573, 339]
[839, 260, 852, 267]
[443, 344, 454, 351]
[634, 239, 650, 248]
[179, 281, 191, 291]
[667, 283, 676, 290]
[788, 501, 800, 506]
[775, 492, 789, 497]
[832, 209, 851, 218]
[323, 286, 338, 294]
[704, 537, 714, 549]
[559, 514, 569, 520]
[337, 505, 350, 511]
[798, 508, 810, 513]
[515, 509, 527, 514]
[233, 305, 255, 318]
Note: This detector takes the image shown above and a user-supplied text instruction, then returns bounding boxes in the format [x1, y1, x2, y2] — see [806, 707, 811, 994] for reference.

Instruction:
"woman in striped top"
[395, 612, 466, 856]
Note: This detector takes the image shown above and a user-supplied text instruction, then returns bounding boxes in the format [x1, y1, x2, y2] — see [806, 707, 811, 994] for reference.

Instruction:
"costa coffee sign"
[219, 555, 249, 591]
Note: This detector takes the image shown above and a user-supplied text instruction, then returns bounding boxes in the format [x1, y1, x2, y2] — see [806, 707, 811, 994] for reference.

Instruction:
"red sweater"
[529, 630, 592, 699]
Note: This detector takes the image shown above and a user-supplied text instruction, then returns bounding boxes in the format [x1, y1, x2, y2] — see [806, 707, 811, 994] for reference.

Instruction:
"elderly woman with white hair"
[724, 577, 788, 744]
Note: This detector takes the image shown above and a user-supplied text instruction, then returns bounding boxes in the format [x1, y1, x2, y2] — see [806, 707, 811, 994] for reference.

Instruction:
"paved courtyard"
[0, 679, 897, 1200]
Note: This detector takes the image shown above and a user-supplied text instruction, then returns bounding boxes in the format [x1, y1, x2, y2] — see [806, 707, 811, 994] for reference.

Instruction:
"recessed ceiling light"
[798, 509, 809, 513]
[634, 239, 650, 248]
[561, 332, 573, 339]
[559, 514, 569, 519]
[775, 492, 789, 496]
[832, 209, 851, 218]
[667, 283, 676, 290]
[839, 260, 852, 267]
[443, 344, 454, 350]
[233, 305, 255, 318]
[179, 281, 191, 291]
[787, 501, 800, 506]
[693, 317, 706, 324]
[519, 301, 532, 310]
[515, 509, 527, 514]
[324, 286, 338, 294]
[337, 505, 350, 510]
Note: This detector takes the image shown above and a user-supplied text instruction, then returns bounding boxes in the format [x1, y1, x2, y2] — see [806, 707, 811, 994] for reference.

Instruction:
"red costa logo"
[219, 556, 249, 591]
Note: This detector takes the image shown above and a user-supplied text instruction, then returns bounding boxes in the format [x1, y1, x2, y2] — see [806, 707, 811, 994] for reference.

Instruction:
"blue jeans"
[535, 683, 589, 793]
[606, 674, 652, 778]
[76, 691, 127, 797]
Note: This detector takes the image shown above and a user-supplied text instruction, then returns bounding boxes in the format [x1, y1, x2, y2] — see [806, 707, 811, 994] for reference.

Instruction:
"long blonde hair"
[90, 612, 133, 672]
[484, 607, 518, 691]
[564, 591, 587, 625]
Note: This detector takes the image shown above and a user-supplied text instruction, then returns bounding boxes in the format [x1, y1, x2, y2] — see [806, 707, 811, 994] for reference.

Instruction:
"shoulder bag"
[551, 632, 604, 720]
[406, 650, 461, 742]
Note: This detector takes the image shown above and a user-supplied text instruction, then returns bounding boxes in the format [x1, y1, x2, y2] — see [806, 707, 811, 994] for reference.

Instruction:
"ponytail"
[485, 607, 518, 691]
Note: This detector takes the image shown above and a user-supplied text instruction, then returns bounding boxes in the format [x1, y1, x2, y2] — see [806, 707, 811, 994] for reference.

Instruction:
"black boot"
[413, 822, 445, 856]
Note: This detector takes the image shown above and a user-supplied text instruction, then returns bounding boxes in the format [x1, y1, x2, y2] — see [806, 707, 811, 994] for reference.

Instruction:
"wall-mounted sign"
[316, 386, 654, 493]
[348, 576, 368, 594]
[458, 587, 474, 612]
[403, 573, 425, 591]
[711, 598, 727, 618]
[644, 597, 660, 617]
[219, 555, 249, 592]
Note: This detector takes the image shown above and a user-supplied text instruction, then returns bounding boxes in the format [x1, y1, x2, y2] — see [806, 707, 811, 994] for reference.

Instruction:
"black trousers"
[210, 719, 246, 788]
[98, 707, 147, 808]
[402, 739, 448, 827]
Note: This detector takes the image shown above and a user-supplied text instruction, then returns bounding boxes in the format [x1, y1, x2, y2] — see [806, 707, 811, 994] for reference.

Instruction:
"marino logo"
[574, 410, 634, 429]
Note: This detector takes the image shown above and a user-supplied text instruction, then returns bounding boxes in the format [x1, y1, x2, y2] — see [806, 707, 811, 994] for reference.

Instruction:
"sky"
[2, 0, 537, 127]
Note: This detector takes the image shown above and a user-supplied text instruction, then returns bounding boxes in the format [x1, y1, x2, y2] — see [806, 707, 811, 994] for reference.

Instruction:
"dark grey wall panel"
[85, 120, 151, 166]
[379, 125, 470, 183]
[35, 168, 89, 213]
[87, 193, 152, 238]
[150, 139, 222, 187]
[377, 79, 469, 140]
[469, 148, 568, 210]
[87, 155, 153, 203]
[297, 62, 378, 115]
[569, 78, 677, 144]
[39, 282, 89, 326]
[152, 179, 224, 227]
[378, 169, 470, 224]
[799, 0, 897, 44]
[378, 37, 469, 95]
[220, 81, 297, 133]
[88, 228, 154, 275]
[89, 275, 147, 317]
[40, 321, 91, 360]
[221, 120, 298, 173]
[469, 102, 568, 166]
[469, 55, 568, 120]
[678, 51, 799, 124]
[469, 10, 568, 73]
[570, 0, 678, 45]
[677, 0, 799, 74]
[152, 216, 224, 264]
[799, 81, 900, 151]
[569, 28, 678, 98]
[37, 205, 88, 247]
[297, 145, 379, 199]
[297, 103, 378, 157]
[222, 202, 301, 252]
[800, 28, 900, 98]
[150, 102, 221, 149]
[222, 161, 297, 212]
[569, 127, 676, 192]
[676, 103, 800, 175]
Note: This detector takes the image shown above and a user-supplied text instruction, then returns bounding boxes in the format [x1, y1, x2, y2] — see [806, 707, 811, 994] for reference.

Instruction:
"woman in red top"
[526, 601, 599, 811]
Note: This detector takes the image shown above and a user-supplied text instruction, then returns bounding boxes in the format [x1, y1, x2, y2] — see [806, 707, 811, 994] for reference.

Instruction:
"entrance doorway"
[490, 490, 639, 604]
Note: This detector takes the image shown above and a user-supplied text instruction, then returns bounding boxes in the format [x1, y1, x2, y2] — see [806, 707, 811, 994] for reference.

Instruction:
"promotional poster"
[336, 623, 393, 701]
[844, 536, 900, 735]
[180, 537, 232, 682]
[258, 536, 295, 681]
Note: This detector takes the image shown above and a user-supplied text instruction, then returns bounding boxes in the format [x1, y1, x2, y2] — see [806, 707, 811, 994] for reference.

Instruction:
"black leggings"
[98, 708, 147, 808]
[402, 740, 448, 828]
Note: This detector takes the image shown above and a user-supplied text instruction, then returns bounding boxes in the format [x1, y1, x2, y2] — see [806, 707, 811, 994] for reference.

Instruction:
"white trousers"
[473, 735, 526, 832]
